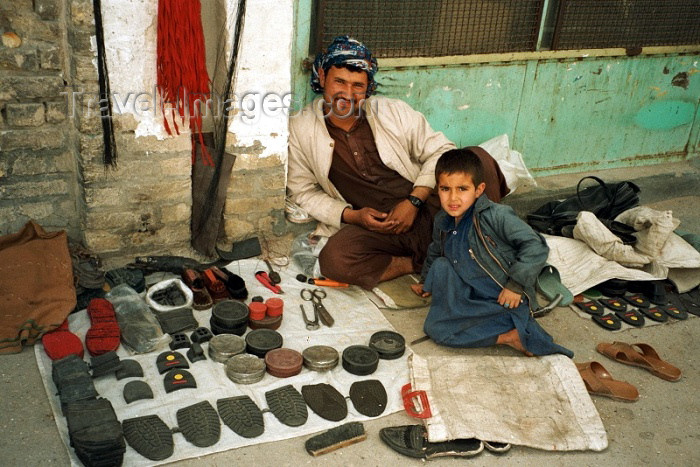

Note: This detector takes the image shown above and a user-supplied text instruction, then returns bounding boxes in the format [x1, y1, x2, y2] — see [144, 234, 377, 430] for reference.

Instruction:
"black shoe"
[379, 425, 483, 459]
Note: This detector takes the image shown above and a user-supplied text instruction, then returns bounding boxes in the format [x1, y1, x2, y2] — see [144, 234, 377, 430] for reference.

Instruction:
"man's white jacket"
[288, 95, 455, 237]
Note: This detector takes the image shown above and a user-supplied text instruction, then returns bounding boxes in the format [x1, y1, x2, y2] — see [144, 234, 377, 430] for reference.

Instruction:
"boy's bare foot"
[496, 329, 533, 357]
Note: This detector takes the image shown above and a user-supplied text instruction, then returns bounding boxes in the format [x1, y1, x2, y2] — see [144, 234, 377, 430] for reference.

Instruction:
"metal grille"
[553, 0, 700, 50]
[314, 0, 545, 58]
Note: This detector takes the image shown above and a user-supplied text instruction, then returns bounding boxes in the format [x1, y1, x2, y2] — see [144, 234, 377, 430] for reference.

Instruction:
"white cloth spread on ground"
[547, 206, 700, 296]
[35, 259, 410, 466]
[409, 354, 607, 451]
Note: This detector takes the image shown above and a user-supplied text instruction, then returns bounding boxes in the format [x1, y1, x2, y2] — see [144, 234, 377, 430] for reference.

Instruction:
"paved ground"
[1, 159, 699, 466]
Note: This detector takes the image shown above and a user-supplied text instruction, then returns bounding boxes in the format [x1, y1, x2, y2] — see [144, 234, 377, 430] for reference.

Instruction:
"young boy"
[411, 149, 573, 357]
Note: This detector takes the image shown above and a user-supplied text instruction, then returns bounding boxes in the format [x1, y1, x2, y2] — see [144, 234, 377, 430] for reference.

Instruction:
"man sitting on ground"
[287, 35, 508, 289]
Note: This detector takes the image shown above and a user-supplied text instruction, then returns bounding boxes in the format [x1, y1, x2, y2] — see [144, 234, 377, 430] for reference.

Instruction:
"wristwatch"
[407, 195, 424, 208]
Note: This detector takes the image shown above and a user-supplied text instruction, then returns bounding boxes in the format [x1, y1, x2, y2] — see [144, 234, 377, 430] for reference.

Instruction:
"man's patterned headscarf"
[311, 36, 378, 96]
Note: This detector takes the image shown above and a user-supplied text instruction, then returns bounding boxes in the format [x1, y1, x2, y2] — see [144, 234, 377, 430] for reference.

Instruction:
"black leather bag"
[527, 176, 641, 236]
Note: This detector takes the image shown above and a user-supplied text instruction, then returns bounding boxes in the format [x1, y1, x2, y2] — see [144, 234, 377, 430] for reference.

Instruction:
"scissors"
[300, 288, 334, 327]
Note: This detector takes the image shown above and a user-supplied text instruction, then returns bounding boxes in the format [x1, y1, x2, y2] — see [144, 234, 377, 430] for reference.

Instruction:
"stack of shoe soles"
[576, 279, 688, 331]
[105, 267, 145, 293]
[85, 298, 121, 357]
[89, 351, 122, 377]
[64, 398, 126, 466]
[156, 308, 198, 335]
[666, 285, 700, 317]
[52, 355, 98, 412]
[208, 334, 245, 363]
[210, 300, 249, 335]
[42, 320, 84, 361]
[202, 269, 230, 302]
[70, 242, 106, 312]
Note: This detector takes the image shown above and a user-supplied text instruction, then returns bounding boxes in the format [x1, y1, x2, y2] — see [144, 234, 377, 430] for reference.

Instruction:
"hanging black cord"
[92, 0, 117, 167]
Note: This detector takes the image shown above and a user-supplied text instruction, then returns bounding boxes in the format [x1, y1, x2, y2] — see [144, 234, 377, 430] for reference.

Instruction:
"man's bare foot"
[496, 329, 533, 357]
[378, 256, 414, 283]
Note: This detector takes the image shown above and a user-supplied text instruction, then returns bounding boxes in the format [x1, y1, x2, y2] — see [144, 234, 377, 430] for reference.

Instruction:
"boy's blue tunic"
[423, 206, 573, 357]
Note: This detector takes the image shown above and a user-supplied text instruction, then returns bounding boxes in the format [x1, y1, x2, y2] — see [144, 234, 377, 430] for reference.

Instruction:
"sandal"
[596, 341, 681, 382]
[576, 361, 639, 402]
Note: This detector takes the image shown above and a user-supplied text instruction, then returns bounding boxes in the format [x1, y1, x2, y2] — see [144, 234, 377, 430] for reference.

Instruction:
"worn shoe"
[379, 425, 483, 459]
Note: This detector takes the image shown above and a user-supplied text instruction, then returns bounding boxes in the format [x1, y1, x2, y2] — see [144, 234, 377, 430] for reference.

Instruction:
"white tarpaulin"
[409, 353, 608, 451]
[35, 259, 410, 466]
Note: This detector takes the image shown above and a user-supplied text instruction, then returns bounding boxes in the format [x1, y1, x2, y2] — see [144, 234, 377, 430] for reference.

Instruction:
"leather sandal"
[596, 341, 681, 382]
[576, 361, 639, 402]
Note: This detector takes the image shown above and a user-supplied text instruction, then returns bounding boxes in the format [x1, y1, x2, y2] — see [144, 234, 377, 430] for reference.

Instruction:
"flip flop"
[537, 266, 574, 306]
[596, 341, 682, 382]
[592, 313, 621, 331]
[576, 361, 639, 402]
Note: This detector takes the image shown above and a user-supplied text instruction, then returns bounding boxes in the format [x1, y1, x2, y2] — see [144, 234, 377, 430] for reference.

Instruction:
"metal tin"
[245, 329, 283, 358]
[368, 330, 406, 360]
[248, 302, 267, 321]
[211, 300, 249, 327]
[224, 354, 266, 384]
[208, 334, 245, 363]
[248, 314, 283, 331]
[302, 345, 339, 372]
[342, 345, 379, 376]
[264, 348, 303, 378]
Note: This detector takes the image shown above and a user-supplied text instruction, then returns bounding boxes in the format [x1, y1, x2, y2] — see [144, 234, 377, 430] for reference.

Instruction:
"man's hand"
[343, 207, 397, 233]
[411, 283, 431, 298]
[385, 199, 419, 234]
[498, 288, 522, 310]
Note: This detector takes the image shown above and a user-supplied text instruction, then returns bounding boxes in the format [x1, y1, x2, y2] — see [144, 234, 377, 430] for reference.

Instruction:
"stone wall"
[1, 1, 297, 264]
[0, 0, 79, 237]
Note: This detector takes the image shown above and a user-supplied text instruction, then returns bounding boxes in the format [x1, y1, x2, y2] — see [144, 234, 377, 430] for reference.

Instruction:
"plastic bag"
[291, 232, 327, 277]
[478, 134, 536, 195]
[106, 284, 170, 354]
[145, 278, 193, 312]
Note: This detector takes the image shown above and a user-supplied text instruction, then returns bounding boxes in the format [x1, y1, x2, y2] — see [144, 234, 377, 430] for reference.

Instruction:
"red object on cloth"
[42, 320, 84, 360]
[157, 0, 213, 166]
[85, 298, 121, 356]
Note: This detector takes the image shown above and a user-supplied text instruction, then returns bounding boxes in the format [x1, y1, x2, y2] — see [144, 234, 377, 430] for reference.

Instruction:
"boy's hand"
[498, 288, 522, 309]
[411, 283, 431, 297]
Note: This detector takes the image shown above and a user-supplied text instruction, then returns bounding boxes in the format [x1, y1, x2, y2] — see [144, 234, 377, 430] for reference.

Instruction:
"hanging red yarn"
[157, 0, 213, 166]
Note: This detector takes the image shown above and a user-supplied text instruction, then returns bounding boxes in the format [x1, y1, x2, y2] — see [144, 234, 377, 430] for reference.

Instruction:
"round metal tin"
[264, 348, 303, 378]
[248, 314, 283, 331]
[302, 345, 339, 372]
[211, 300, 249, 328]
[245, 329, 283, 358]
[248, 302, 267, 321]
[265, 298, 284, 317]
[342, 345, 379, 376]
[224, 354, 266, 384]
[208, 334, 245, 363]
[368, 330, 406, 360]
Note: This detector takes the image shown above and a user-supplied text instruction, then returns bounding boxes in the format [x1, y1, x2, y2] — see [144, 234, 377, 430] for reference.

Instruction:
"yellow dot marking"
[174, 374, 183, 380]
[167, 355, 175, 361]
[631, 317, 638, 320]
[591, 306, 598, 311]
[613, 302, 621, 306]
[606, 320, 614, 324]
[655, 313, 662, 317]
[635, 299, 642, 303]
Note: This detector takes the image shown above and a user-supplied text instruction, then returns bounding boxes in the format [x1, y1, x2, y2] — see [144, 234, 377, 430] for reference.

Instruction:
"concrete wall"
[292, 1, 700, 176]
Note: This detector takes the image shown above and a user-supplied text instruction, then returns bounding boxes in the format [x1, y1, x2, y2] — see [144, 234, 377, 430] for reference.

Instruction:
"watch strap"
[407, 195, 424, 208]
